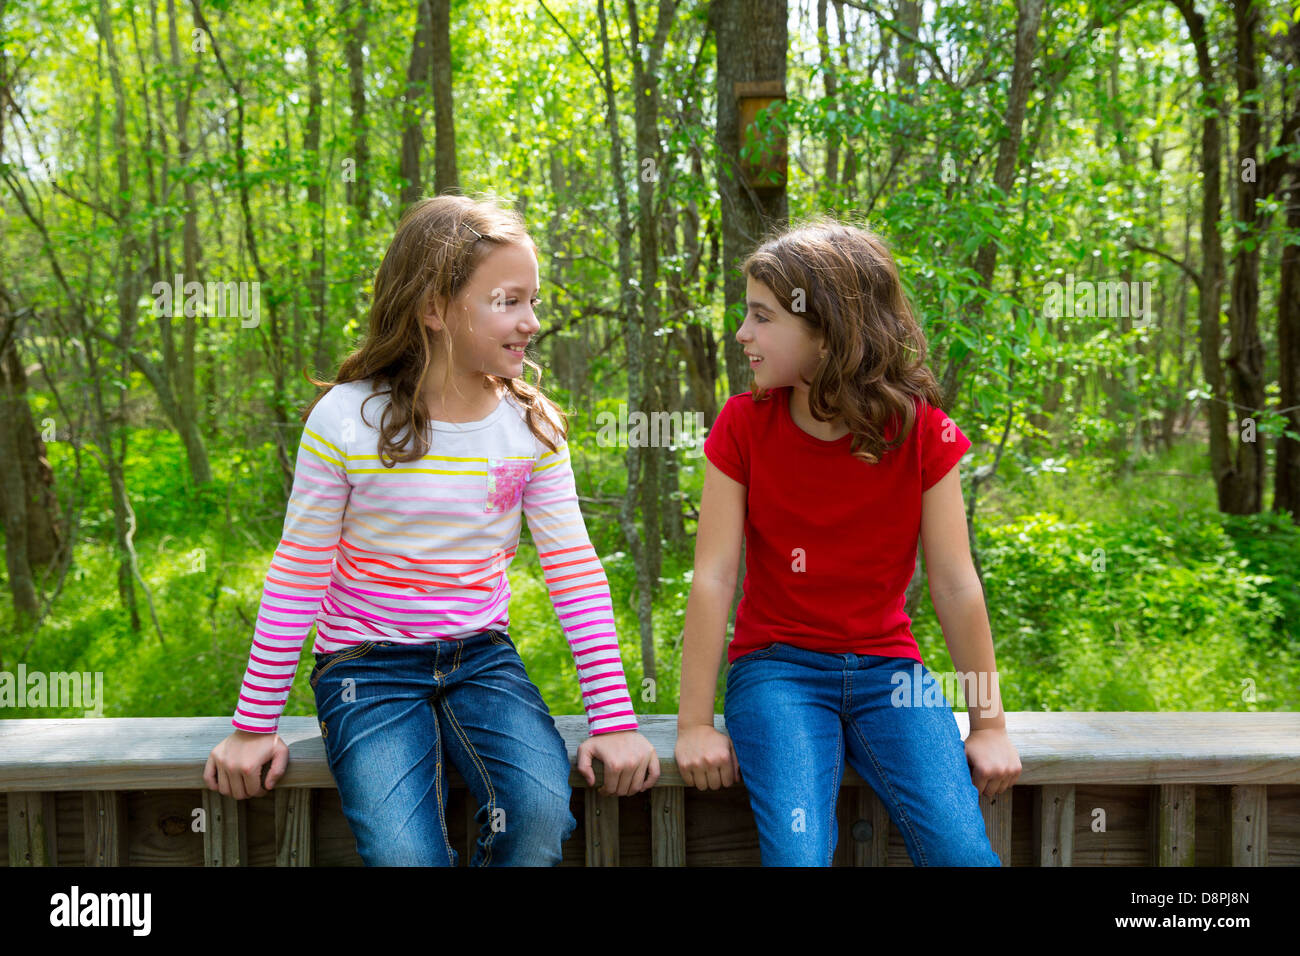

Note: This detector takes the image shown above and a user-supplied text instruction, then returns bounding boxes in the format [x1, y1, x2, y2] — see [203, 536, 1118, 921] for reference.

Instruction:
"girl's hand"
[674, 723, 740, 791]
[204, 730, 287, 799]
[964, 728, 1021, 797]
[576, 730, 661, 796]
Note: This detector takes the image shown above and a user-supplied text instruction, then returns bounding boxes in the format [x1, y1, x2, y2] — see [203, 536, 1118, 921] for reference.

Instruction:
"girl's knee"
[927, 844, 1001, 867]
[483, 796, 575, 865]
[756, 819, 837, 866]
[911, 830, 1001, 867]
[477, 775, 576, 865]
[356, 822, 456, 866]
[492, 787, 573, 835]
[748, 798, 838, 866]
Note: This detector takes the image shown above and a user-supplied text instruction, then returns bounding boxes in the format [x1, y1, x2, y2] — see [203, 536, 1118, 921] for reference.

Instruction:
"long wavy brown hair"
[301, 194, 567, 466]
[743, 216, 945, 464]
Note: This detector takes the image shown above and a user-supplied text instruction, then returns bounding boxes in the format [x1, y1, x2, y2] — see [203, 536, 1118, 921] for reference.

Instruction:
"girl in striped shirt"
[205, 194, 659, 866]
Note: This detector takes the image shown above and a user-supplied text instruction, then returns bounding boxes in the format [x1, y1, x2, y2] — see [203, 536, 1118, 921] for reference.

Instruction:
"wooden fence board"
[2, 714, 1298, 866]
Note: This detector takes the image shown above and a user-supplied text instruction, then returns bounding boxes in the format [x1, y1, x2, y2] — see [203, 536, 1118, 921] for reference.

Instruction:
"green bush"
[912, 508, 1297, 711]
[4, 427, 1296, 724]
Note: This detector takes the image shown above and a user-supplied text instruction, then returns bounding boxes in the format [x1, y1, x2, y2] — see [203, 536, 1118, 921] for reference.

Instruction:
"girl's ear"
[423, 293, 449, 332]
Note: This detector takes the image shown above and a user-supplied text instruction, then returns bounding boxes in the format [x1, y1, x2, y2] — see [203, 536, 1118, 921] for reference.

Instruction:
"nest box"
[735, 80, 787, 193]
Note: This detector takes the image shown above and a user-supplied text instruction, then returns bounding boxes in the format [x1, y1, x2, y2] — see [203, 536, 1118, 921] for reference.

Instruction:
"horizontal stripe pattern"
[230, 380, 638, 737]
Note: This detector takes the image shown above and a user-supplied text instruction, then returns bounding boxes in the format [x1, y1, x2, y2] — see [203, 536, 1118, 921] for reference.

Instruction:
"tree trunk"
[165, 0, 213, 487]
[1172, 0, 1232, 514]
[1273, 24, 1300, 521]
[1223, 0, 1266, 512]
[817, 0, 838, 191]
[659, 199, 686, 551]
[675, 88, 718, 425]
[302, 0, 327, 388]
[431, 0, 458, 193]
[0, 327, 62, 627]
[400, 0, 433, 205]
[711, 0, 789, 396]
[98, 0, 144, 630]
[1277, 172, 1300, 521]
[628, 0, 675, 592]
[342, 0, 371, 226]
[834, 0, 857, 198]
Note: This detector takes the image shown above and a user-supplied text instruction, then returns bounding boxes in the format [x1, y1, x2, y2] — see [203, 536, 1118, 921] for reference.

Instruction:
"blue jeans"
[310, 629, 577, 866]
[723, 642, 1002, 867]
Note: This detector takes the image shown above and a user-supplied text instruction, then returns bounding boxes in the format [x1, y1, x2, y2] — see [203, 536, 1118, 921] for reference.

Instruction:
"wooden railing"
[1, 713, 1297, 865]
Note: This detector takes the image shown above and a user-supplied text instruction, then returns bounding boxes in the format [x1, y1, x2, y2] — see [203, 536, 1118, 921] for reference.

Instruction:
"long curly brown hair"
[302, 194, 567, 466]
[743, 216, 945, 464]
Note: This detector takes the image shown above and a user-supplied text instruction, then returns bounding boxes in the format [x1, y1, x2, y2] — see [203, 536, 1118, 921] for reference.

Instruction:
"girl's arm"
[521, 436, 660, 794]
[231, 395, 350, 735]
[675, 459, 746, 790]
[521, 439, 638, 736]
[207, 391, 349, 800]
[678, 460, 746, 728]
[920, 465, 1021, 796]
[920, 465, 1002, 728]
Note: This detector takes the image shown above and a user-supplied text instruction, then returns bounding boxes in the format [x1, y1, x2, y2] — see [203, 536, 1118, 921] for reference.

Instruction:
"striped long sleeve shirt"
[230, 378, 638, 737]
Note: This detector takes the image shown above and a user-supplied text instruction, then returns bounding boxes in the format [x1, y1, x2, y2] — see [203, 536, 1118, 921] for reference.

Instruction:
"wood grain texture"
[3, 713, 1298, 790]
[4, 714, 1299, 866]
[201, 789, 245, 866]
[1155, 784, 1196, 866]
[981, 789, 1013, 865]
[275, 786, 313, 867]
[1230, 784, 1267, 866]
[1034, 784, 1075, 866]
[584, 788, 619, 866]
[651, 786, 685, 866]
[7, 791, 55, 866]
[83, 789, 127, 866]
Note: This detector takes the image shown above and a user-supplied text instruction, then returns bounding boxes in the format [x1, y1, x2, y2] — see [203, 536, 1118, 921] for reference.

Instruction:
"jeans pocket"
[488, 629, 511, 646]
[309, 641, 379, 689]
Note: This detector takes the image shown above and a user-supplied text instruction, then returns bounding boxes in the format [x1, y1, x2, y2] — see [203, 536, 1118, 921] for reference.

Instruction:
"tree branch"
[1131, 242, 1202, 290]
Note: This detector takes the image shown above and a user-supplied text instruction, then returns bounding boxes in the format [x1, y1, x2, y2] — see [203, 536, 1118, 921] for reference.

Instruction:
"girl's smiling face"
[425, 240, 542, 380]
[737, 274, 824, 390]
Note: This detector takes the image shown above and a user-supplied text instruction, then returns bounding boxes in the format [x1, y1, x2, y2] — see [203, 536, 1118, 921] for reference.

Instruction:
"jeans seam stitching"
[430, 700, 455, 864]
[829, 722, 844, 866]
[835, 668, 850, 865]
[441, 695, 496, 865]
[310, 641, 376, 688]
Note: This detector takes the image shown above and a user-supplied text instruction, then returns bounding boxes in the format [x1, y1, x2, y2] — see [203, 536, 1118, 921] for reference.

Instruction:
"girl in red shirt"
[674, 219, 1021, 865]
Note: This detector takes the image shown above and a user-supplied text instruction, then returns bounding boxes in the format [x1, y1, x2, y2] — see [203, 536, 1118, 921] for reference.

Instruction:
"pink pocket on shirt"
[485, 458, 533, 513]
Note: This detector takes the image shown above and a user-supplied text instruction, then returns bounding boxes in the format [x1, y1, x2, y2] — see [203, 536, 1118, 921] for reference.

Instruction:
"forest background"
[1, 0, 1297, 723]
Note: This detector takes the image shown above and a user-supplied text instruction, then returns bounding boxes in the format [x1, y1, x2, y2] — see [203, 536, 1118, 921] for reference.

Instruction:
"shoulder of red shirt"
[717, 388, 949, 440]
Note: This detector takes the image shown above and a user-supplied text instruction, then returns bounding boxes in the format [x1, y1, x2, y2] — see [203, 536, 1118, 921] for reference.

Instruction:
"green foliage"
[3, 0, 1299, 734]
[911, 447, 1300, 712]
[7, 421, 1297, 722]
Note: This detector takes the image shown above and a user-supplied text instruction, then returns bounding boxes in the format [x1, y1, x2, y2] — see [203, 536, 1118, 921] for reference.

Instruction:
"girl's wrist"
[677, 711, 717, 730]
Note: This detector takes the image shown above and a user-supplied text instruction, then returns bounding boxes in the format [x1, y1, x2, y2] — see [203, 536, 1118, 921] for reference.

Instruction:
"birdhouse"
[735, 80, 787, 193]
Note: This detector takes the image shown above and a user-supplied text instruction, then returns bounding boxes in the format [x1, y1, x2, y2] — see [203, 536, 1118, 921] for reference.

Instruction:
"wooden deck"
[1, 713, 1298, 865]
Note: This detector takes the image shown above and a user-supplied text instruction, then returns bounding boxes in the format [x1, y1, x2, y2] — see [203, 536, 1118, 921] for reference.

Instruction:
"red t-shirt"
[703, 386, 971, 664]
